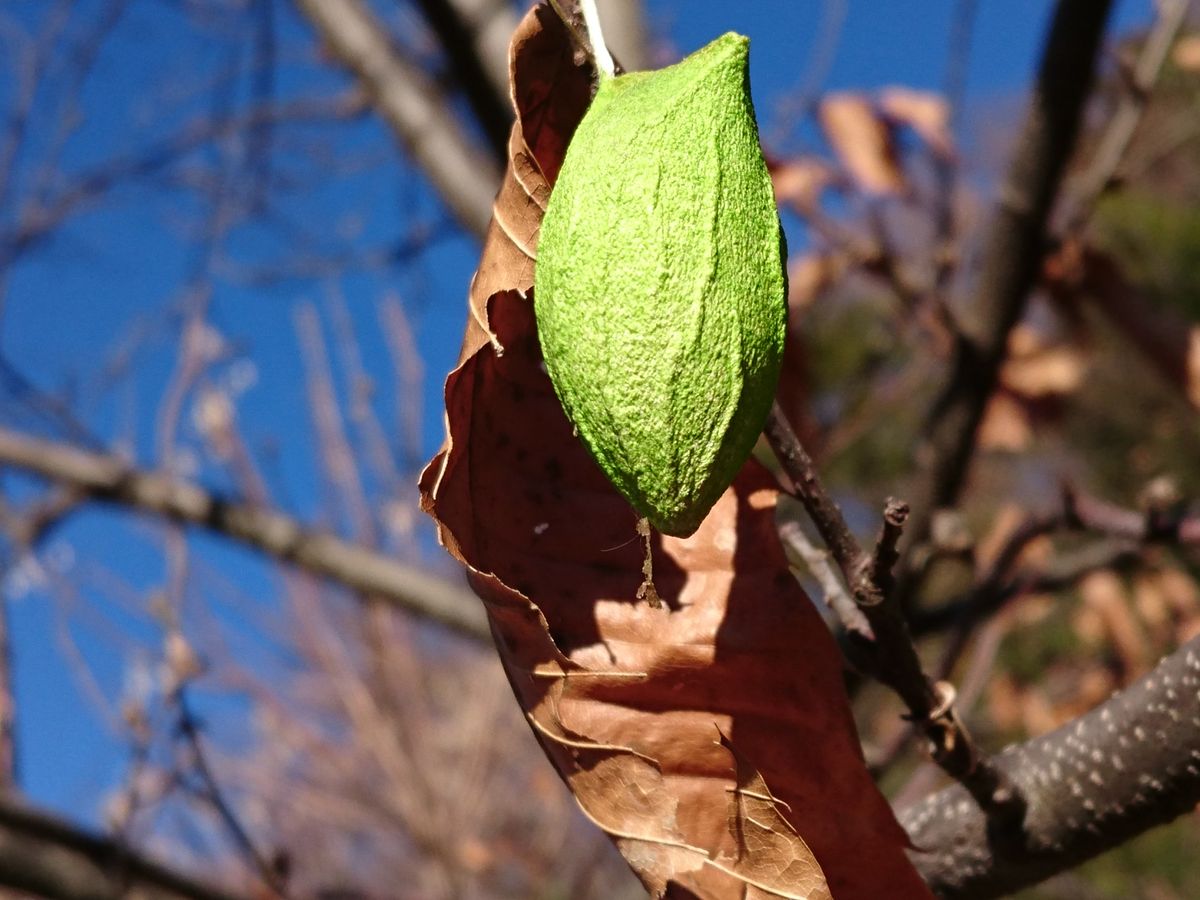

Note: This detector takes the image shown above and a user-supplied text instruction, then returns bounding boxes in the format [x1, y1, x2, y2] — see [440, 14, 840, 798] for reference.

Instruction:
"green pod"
[534, 33, 786, 538]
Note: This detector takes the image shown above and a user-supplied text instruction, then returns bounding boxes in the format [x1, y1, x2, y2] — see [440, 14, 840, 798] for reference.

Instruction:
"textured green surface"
[534, 33, 787, 538]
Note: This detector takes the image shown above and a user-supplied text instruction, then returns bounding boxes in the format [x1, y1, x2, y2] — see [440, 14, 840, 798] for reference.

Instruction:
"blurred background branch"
[0, 426, 488, 642]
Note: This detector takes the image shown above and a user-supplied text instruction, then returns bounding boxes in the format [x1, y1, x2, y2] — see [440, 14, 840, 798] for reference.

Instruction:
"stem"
[578, 0, 615, 78]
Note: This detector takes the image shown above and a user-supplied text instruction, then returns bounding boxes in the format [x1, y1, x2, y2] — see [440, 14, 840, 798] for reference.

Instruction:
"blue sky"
[1, 0, 1156, 827]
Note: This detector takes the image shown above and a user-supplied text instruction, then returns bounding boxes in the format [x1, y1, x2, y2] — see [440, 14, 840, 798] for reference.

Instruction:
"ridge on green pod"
[534, 32, 787, 538]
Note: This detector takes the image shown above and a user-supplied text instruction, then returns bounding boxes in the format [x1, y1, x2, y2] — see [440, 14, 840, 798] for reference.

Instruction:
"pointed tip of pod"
[691, 31, 749, 72]
[714, 31, 750, 52]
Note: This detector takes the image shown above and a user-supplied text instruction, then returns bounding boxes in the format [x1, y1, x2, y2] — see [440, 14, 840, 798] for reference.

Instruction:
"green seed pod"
[534, 32, 786, 538]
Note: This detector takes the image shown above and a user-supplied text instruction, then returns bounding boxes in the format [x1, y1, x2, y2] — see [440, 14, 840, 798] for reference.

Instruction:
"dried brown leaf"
[1046, 245, 1200, 410]
[1186, 327, 1200, 409]
[1000, 325, 1087, 398]
[421, 8, 931, 898]
[770, 157, 838, 214]
[978, 391, 1033, 451]
[787, 253, 842, 313]
[818, 92, 905, 196]
[878, 86, 954, 161]
[1173, 34, 1200, 72]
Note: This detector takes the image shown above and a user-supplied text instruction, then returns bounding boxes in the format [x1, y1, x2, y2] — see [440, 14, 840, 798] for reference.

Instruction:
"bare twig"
[911, 483, 1200, 638]
[0, 427, 489, 642]
[0, 0, 73, 225]
[175, 690, 287, 897]
[778, 518, 870, 637]
[0, 564, 17, 793]
[1060, 0, 1192, 234]
[1, 92, 366, 261]
[925, 0, 978, 332]
[763, 403, 1021, 820]
[762, 403, 869, 585]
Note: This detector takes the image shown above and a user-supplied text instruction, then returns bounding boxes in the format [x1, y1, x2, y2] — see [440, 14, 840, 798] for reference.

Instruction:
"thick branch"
[902, 0, 1115, 567]
[903, 633, 1200, 898]
[412, 0, 516, 161]
[0, 797, 247, 900]
[293, 0, 500, 237]
[0, 427, 490, 643]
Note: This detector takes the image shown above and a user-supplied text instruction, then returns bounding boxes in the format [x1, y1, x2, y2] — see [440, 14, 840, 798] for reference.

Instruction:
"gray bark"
[0, 799, 247, 900]
[293, 0, 501, 237]
[903, 634, 1200, 898]
[0, 427, 489, 643]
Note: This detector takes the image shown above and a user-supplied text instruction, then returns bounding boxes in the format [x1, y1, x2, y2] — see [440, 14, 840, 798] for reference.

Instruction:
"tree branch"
[1059, 0, 1191, 234]
[1049, 243, 1200, 410]
[0, 796, 248, 900]
[592, 0, 649, 72]
[293, 0, 501, 237]
[763, 404, 1021, 821]
[903, 632, 1200, 898]
[0, 427, 490, 643]
[911, 483, 1200, 637]
[900, 0, 1116, 577]
[412, 0, 517, 162]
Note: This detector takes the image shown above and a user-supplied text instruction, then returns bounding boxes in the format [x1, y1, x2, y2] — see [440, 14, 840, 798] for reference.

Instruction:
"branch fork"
[764, 402, 1023, 824]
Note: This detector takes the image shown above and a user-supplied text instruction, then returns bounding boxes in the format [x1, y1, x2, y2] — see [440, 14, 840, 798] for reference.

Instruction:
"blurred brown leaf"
[818, 92, 906, 196]
[770, 156, 838, 214]
[1045, 244, 1200, 410]
[421, 7, 931, 898]
[1000, 325, 1087, 398]
[878, 86, 955, 161]
[1079, 571, 1149, 678]
[978, 391, 1034, 451]
[1186, 328, 1200, 409]
[980, 325, 1087, 451]
[1172, 34, 1200, 71]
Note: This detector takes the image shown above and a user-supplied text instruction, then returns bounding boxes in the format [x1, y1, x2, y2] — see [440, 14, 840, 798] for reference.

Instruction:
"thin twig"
[763, 403, 1022, 821]
[778, 519, 871, 637]
[1059, 0, 1192, 234]
[910, 482, 1200, 638]
[175, 690, 287, 897]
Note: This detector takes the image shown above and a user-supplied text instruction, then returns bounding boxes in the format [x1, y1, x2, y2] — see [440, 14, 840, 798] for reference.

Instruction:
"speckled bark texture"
[534, 33, 786, 538]
[902, 634, 1200, 898]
